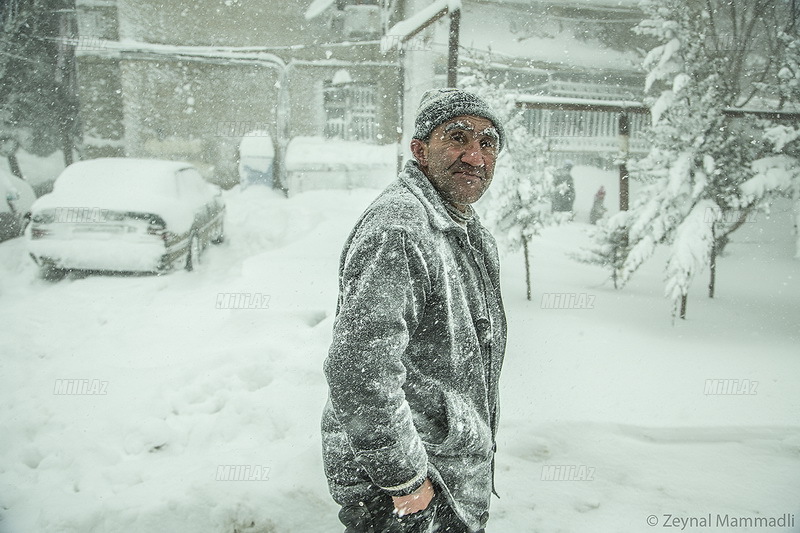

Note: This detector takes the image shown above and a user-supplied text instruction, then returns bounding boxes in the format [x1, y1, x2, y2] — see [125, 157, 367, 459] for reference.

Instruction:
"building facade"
[75, 0, 405, 188]
[73, 0, 650, 188]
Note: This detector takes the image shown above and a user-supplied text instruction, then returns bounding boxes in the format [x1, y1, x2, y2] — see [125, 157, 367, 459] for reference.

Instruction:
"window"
[323, 71, 378, 142]
[0, 0, 20, 28]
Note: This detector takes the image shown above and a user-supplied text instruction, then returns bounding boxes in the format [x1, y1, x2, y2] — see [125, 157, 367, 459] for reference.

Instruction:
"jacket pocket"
[423, 392, 492, 459]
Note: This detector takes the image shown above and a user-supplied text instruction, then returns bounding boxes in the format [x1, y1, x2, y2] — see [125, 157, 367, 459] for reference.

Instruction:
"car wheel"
[185, 233, 202, 272]
[211, 220, 224, 245]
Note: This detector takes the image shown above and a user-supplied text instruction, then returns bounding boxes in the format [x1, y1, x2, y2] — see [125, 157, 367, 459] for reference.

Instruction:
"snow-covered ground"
[1, 166, 799, 532]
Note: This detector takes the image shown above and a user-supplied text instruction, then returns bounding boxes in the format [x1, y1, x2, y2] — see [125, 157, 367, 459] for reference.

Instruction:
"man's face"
[411, 115, 499, 209]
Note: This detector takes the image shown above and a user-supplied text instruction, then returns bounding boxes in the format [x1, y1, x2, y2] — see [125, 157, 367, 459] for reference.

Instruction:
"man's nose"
[460, 140, 484, 167]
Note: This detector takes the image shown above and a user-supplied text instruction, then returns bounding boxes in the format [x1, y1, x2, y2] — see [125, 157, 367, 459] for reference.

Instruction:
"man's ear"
[410, 138, 429, 167]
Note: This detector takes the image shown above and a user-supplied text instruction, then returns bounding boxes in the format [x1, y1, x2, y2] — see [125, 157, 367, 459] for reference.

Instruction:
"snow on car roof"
[54, 158, 193, 195]
[33, 158, 206, 232]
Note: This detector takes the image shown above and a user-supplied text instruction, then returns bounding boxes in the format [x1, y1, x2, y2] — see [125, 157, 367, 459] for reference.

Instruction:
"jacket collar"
[400, 160, 479, 234]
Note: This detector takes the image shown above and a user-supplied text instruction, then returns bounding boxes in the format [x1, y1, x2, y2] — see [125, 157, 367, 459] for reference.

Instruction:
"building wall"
[77, 56, 125, 158]
[75, 0, 401, 188]
[119, 59, 279, 186]
[288, 63, 401, 140]
[117, 1, 332, 49]
[76, 0, 124, 159]
[75, 0, 652, 186]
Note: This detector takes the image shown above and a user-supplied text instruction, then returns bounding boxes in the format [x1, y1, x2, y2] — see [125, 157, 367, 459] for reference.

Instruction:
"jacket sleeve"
[324, 226, 430, 496]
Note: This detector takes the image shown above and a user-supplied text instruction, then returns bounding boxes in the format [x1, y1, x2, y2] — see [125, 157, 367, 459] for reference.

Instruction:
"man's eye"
[480, 139, 497, 150]
[450, 132, 467, 143]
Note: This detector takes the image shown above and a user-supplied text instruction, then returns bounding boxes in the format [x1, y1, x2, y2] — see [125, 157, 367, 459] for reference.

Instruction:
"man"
[552, 160, 575, 213]
[322, 88, 508, 533]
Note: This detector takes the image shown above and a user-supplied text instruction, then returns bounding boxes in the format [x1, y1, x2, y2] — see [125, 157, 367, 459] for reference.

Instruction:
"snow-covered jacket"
[322, 160, 507, 532]
[552, 167, 575, 212]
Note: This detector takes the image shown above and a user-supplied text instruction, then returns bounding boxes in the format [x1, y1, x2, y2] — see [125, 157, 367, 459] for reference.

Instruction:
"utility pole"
[386, 0, 462, 167]
[54, 1, 79, 166]
[447, 7, 460, 88]
[618, 111, 629, 211]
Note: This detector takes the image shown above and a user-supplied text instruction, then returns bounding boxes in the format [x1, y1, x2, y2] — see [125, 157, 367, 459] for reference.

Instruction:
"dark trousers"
[338, 490, 485, 533]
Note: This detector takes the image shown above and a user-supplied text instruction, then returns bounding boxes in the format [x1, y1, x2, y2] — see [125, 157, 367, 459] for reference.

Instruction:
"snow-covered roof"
[516, 94, 647, 111]
[515, 94, 800, 119]
[75, 39, 288, 68]
[442, 0, 644, 72]
[469, 0, 641, 10]
[304, 0, 337, 20]
[383, 0, 462, 52]
[75, 0, 116, 6]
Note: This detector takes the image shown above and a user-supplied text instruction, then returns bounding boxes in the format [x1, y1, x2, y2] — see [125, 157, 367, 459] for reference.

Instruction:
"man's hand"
[392, 478, 435, 516]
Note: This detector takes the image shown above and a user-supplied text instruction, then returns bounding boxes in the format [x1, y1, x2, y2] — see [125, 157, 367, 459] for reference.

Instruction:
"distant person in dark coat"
[590, 185, 607, 224]
[552, 160, 576, 213]
[322, 88, 508, 533]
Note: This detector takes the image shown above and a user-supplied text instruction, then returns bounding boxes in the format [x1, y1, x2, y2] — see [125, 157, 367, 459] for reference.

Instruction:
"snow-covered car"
[27, 158, 225, 275]
[0, 169, 36, 242]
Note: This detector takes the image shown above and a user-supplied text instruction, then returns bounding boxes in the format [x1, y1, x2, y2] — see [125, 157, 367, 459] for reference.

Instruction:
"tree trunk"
[613, 230, 629, 290]
[715, 209, 752, 255]
[709, 209, 753, 297]
[7, 154, 22, 178]
[709, 226, 717, 298]
[62, 133, 74, 167]
[680, 293, 688, 320]
[523, 237, 532, 301]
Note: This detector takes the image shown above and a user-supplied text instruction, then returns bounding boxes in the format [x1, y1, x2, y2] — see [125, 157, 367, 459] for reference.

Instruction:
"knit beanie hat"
[413, 88, 505, 151]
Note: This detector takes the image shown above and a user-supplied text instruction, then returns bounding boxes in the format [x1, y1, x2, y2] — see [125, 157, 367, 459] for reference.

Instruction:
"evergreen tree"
[746, 30, 800, 258]
[582, 0, 794, 319]
[0, 0, 79, 174]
